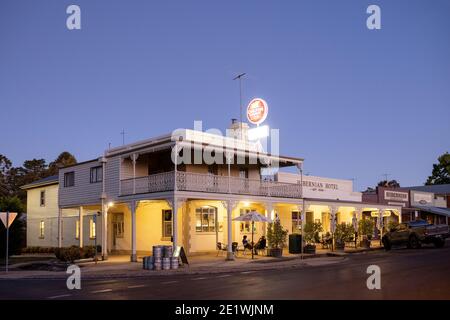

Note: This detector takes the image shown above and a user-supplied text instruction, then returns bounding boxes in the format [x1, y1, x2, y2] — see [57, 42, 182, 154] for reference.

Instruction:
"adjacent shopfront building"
[362, 186, 450, 224]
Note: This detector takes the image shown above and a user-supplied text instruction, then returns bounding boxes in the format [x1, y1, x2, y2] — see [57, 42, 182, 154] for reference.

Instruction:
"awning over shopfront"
[412, 206, 450, 217]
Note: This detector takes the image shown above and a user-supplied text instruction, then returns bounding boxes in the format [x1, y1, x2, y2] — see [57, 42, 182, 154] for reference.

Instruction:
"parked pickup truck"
[382, 220, 449, 250]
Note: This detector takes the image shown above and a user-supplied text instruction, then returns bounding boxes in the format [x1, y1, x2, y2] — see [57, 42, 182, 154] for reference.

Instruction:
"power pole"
[233, 73, 246, 139]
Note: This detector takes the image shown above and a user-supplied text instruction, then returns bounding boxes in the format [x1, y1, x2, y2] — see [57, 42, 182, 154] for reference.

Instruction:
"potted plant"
[358, 219, 374, 249]
[266, 220, 288, 257]
[303, 221, 323, 254]
[334, 223, 354, 251]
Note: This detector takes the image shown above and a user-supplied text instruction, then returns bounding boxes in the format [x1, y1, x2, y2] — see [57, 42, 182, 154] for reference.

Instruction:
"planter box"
[303, 245, 316, 254]
[359, 239, 371, 249]
[268, 248, 283, 258]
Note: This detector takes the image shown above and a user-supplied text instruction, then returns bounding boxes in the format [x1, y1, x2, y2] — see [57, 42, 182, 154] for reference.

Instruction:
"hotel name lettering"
[302, 180, 338, 191]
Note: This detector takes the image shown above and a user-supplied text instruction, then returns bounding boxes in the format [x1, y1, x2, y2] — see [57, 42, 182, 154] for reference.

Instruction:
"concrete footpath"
[0, 247, 385, 280]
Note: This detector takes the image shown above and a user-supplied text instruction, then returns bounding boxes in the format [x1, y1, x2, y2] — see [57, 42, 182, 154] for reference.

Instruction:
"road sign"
[0, 212, 17, 228]
[173, 246, 189, 265]
[1, 212, 18, 273]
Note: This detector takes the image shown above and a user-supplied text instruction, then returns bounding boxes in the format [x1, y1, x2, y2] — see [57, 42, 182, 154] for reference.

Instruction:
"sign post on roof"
[247, 98, 268, 126]
[0, 212, 18, 272]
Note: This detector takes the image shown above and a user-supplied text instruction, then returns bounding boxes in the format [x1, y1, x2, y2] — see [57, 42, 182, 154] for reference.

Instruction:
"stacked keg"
[153, 245, 163, 270]
[142, 245, 179, 270]
[143, 256, 154, 270]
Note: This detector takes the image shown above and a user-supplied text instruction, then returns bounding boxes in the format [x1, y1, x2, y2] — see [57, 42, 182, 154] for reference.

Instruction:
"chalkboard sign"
[173, 246, 189, 265]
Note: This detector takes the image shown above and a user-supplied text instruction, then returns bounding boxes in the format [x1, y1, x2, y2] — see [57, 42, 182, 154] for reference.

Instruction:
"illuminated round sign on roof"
[246, 98, 268, 125]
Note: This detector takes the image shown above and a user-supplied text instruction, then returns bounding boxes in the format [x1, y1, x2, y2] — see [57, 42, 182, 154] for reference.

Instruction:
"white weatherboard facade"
[25, 123, 402, 261]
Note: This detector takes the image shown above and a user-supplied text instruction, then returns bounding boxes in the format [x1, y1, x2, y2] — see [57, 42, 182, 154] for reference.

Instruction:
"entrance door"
[111, 213, 124, 251]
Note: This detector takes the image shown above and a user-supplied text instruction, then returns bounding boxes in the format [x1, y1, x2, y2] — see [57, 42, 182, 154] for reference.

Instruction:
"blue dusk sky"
[0, 0, 449, 191]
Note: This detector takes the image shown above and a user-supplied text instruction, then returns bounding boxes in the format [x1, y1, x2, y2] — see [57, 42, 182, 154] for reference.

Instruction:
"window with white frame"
[89, 218, 96, 239]
[292, 211, 300, 233]
[162, 210, 172, 239]
[75, 220, 80, 239]
[291, 211, 315, 232]
[39, 220, 45, 238]
[113, 213, 124, 238]
[40, 190, 45, 206]
[195, 207, 216, 232]
[240, 208, 256, 233]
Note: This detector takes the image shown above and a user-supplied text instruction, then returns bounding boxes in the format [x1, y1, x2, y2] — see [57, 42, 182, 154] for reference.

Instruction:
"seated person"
[242, 235, 253, 250]
[255, 236, 266, 250]
[253, 236, 267, 255]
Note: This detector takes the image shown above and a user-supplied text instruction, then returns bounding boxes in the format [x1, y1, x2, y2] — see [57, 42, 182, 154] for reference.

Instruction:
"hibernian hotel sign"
[302, 180, 339, 192]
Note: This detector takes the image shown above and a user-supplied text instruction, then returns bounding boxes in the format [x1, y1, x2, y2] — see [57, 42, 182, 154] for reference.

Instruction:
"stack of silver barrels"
[143, 245, 179, 270]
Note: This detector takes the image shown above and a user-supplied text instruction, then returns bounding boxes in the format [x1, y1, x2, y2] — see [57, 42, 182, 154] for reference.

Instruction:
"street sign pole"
[1, 211, 17, 272]
[5, 211, 9, 273]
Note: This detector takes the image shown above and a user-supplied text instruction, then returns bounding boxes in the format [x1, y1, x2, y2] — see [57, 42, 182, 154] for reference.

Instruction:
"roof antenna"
[120, 129, 126, 145]
[233, 73, 246, 139]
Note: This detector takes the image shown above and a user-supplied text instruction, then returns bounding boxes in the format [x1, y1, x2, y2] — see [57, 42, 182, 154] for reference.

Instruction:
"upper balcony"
[120, 171, 302, 199]
[114, 128, 304, 199]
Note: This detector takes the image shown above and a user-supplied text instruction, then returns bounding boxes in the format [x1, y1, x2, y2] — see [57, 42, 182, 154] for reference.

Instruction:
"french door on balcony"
[207, 165, 219, 192]
[239, 168, 249, 194]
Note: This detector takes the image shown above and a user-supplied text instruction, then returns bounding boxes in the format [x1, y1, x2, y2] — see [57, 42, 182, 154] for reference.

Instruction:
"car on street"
[382, 219, 449, 250]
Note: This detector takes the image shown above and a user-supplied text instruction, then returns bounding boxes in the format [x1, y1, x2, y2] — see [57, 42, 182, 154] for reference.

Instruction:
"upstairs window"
[64, 172, 75, 187]
[90, 166, 103, 183]
[40, 190, 45, 206]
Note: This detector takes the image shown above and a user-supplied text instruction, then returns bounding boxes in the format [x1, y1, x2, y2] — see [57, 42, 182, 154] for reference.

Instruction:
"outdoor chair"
[255, 246, 267, 256]
[216, 242, 227, 256]
[232, 242, 239, 256]
[321, 234, 332, 249]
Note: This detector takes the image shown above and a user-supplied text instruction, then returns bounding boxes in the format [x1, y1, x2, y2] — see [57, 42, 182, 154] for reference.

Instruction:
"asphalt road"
[1, 245, 450, 300]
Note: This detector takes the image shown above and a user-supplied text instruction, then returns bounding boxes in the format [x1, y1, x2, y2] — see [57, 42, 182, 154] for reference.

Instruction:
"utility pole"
[233, 73, 246, 139]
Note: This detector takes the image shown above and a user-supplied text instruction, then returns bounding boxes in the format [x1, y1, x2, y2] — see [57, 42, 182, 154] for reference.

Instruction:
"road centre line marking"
[216, 274, 231, 278]
[161, 280, 178, 284]
[127, 284, 146, 289]
[192, 277, 207, 280]
[90, 289, 113, 294]
[241, 271, 255, 274]
[47, 294, 72, 299]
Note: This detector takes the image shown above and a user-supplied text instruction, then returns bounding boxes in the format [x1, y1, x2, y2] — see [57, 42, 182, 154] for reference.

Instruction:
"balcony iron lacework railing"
[120, 171, 302, 198]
